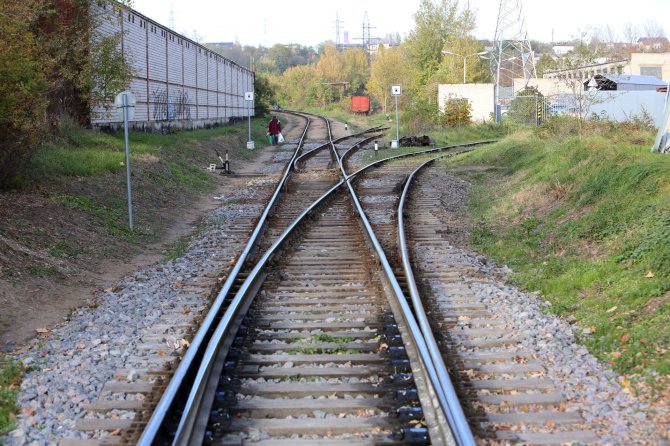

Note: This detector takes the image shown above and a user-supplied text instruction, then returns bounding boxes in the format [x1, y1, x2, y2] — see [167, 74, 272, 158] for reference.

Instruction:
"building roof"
[638, 37, 669, 46]
[599, 74, 667, 86]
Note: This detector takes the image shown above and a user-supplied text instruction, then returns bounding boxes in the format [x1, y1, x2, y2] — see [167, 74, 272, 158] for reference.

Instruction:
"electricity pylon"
[491, 0, 536, 121]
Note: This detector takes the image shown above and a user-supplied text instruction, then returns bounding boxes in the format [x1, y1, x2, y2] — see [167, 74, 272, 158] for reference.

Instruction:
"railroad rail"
[398, 163, 599, 444]
[127, 112, 495, 445]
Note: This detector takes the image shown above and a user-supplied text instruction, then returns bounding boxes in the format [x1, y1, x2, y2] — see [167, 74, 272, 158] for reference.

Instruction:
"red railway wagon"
[350, 95, 370, 114]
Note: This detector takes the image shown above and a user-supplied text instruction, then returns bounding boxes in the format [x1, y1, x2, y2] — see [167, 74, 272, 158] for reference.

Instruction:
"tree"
[367, 46, 411, 114]
[280, 65, 328, 107]
[0, 0, 47, 188]
[440, 95, 472, 128]
[404, 0, 459, 87]
[341, 48, 369, 95]
[253, 73, 276, 117]
[535, 54, 558, 77]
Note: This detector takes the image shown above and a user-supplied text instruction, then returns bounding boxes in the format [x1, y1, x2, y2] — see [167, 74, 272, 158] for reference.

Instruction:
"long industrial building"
[91, 2, 255, 130]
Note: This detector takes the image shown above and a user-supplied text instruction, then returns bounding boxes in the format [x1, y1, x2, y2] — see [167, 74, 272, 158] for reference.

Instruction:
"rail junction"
[63, 112, 601, 445]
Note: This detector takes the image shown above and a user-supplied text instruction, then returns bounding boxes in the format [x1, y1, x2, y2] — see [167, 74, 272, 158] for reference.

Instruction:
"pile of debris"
[399, 135, 432, 147]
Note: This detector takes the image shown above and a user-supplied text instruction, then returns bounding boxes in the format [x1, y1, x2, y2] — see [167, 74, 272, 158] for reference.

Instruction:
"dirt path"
[1, 115, 304, 351]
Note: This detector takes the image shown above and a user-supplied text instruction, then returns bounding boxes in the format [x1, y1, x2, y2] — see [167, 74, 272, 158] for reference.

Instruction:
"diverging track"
[133, 113, 494, 446]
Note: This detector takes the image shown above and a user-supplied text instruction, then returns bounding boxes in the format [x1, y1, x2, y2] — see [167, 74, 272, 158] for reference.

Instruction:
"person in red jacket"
[268, 116, 282, 145]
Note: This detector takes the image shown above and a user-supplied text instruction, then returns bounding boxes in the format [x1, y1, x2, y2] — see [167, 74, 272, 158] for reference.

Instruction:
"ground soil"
[0, 112, 306, 351]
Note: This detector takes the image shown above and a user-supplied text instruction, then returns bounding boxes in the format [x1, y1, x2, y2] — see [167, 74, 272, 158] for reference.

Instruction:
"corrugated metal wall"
[91, 3, 254, 127]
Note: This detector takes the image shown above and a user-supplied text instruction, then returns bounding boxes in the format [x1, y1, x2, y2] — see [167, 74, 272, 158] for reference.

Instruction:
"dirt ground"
[0, 112, 307, 351]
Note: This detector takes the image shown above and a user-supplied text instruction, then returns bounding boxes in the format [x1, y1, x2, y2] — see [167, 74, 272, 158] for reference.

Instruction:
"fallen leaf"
[158, 349, 167, 356]
[179, 338, 190, 348]
[606, 306, 618, 313]
[35, 328, 49, 334]
[646, 271, 655, 278]
[75, 343, 86, 349]
[620, 333, 630, 343]
[181, 306, 191, 314]
[173, 281, 183, 289]
[22, 407, 36, 416]
[611, 351, 622, 359]
[109, 429, 122, 436]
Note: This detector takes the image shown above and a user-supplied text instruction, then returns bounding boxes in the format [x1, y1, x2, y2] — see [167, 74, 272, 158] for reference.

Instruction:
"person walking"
[268, 116, 282, 145]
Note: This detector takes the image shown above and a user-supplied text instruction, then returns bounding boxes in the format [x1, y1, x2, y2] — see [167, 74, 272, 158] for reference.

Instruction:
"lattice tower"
[491, 0, 536, 117]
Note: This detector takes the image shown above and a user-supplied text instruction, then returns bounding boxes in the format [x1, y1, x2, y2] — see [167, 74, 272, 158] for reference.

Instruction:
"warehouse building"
[91, 2, 254, 131]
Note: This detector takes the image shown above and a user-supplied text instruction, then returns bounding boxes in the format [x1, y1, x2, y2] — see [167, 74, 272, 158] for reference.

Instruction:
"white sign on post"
[391, 85, 401, 148]
[244, 91, 255, 149]
[115, 91, 136, 121]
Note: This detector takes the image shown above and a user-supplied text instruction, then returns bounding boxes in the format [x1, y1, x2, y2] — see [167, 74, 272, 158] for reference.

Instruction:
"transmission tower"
[169, 3, 175, 30]
[360, 12, 376, 63]
[491, 0, 536, 121]
[334, 11, 343, 48]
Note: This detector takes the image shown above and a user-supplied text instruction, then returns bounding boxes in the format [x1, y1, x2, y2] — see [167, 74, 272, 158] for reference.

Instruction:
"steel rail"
[166, 111, 493, 443]
[331, 129, 475, 444]
[137, 111, 310, 445]
[292, 124, 385, 171]
[173, 180, 349, 444]
[397, 156, 476, 446]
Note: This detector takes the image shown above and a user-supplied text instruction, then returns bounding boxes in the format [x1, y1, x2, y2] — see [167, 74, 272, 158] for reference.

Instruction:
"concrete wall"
[438, 84, 495, 122]
[90, 3, 254, 129]
[630, 53, 670, 82]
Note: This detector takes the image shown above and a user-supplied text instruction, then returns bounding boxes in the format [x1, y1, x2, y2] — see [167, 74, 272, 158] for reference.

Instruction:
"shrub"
[440, 95, 472, 128]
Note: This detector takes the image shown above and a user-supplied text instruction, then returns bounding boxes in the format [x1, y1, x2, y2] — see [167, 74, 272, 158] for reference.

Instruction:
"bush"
[440, 96, 472, 128]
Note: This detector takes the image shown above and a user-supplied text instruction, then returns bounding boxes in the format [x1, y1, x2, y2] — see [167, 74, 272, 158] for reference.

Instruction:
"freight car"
[350, 96, 370, 115]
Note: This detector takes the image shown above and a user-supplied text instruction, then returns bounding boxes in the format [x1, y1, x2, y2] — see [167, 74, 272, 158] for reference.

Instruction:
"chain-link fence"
[503, 94, 580, 126]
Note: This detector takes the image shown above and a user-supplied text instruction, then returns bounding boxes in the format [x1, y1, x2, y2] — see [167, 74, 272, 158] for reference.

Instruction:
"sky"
[130, 0, 668, 48]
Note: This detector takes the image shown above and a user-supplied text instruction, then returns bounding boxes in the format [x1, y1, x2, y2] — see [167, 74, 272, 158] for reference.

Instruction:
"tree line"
[246, 0, 491, 133]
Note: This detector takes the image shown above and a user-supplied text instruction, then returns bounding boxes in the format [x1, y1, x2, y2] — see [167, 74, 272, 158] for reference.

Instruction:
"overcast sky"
[130, 0, 668, 47]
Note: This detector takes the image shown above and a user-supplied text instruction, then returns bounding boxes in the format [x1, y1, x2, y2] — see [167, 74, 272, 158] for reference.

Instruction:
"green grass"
[45, 192, 136, 242]
[31, 116, 270, 180]
[448, 118, 670, 382]
[0, 358, 25, 437]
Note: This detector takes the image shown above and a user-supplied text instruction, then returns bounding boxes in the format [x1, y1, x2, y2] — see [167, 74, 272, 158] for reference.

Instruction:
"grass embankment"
[448, 117, 670, 394]
[0, 117, 270, 437]
[22, 117, 270, 242]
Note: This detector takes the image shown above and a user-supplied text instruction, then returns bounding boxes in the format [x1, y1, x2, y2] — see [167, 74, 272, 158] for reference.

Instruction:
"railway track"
[351, 154, 601, 443]
[400, 165, 600, 444]
[66, 111, 495, 445]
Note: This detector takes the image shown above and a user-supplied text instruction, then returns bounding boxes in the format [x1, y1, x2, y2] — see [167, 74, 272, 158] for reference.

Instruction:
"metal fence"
[503, 94, 580, 126]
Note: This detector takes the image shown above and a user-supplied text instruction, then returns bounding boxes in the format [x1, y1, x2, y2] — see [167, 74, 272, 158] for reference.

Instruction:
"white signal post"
[245, 92, 255, 149]
[391, 85, 401, 148]
[115, 91, 136, 231]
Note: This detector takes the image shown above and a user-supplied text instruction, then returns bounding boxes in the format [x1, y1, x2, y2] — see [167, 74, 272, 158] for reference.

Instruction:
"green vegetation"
[0, 0, 133, 190]
[0, 358, 26, 437]
[31, 116, 267, 181]
[448, 118, 670, 387]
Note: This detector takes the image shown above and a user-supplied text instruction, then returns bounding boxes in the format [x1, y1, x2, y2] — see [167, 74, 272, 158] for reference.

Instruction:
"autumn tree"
[0, 0, 47, 188]
[367, 46, 411, 114]
[342, 48, 370, 95]
[280, 65, 329, 107]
